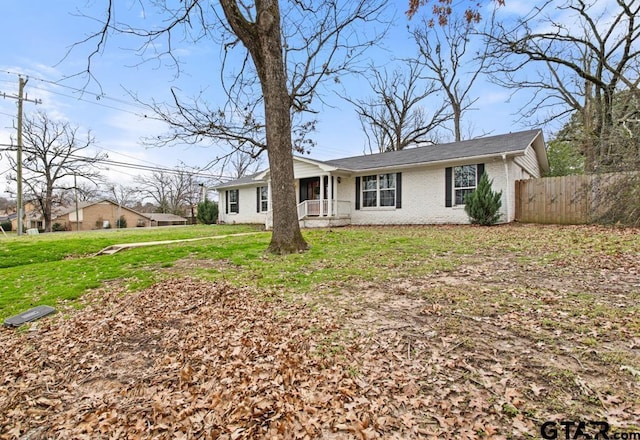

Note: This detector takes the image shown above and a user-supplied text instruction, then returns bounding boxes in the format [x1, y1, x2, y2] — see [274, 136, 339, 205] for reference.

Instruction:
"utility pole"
[1, 76, 41, 235]
[74, 174, 80, 232]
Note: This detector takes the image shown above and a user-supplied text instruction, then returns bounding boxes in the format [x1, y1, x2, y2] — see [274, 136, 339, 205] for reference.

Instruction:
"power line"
[28, 85, 152, 119]
[92, 145, 174, 170]
[0, 69, 271, 123]
[0, 143, 236, 181]
[0, 70, 148, 109]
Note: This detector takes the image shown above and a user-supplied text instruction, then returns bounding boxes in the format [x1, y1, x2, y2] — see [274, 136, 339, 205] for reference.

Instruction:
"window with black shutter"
[356, 173, 400, 208]
[446, 163, 484, 206]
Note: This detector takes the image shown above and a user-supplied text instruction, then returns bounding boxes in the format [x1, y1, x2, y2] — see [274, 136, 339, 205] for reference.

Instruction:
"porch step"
[299, 217, 351, 229]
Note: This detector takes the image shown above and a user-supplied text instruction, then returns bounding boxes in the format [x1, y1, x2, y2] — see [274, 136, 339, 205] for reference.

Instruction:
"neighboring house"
[50, 200, 187, 231]
[214, 129, 549, 228]
[147, 213, 189, 227]
[0, 213, 17, 231]
[22, 203, 67, 232]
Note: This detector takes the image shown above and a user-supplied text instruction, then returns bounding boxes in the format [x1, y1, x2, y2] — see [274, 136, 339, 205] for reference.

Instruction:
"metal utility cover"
[4, 305, 56, 328]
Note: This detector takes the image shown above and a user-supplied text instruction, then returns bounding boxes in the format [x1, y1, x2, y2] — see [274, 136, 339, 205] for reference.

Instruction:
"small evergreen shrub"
[52, 222, 66, 232]
[464, 173, 503, 226]
[197, 199, 219, 225]
[1, 221, 11, 232]
[116, 215, 127, 228]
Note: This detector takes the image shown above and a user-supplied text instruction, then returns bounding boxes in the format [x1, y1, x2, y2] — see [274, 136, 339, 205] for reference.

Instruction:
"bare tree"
[484, 0, 640, 171]
[108, 183, 139, 209]
[6, 111, 104, 232]
[134, 167, 202, 217]
[196, 143, 266, 180]
[76, 0, 387, 254]
[75, 181, 102, 202]
[0, 197, 12, 215]
[344, 62, 450, 153]
[413, 15, 490, 142]
[54, 181, 100, 213]
[227, 149, 265, 179]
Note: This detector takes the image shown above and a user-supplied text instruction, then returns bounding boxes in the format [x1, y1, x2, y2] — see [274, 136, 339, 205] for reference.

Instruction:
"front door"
[299, 178, 321, 201]
[299, 177, 334, 217]
[300, 177, 321, 215]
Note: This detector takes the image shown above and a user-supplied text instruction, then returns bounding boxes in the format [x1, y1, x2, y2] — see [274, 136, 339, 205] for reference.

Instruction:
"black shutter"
[395, 172, 402, 209]
[445, 167, 452, 207]
[477, 163, 485, 183]
[225, 190, 229, 214]
[355, 177, 361, 210]
[256, 187, 260, 212]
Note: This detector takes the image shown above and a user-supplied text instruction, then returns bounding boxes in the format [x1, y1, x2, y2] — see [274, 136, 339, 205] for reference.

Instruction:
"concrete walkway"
[94, 231, 267, 256]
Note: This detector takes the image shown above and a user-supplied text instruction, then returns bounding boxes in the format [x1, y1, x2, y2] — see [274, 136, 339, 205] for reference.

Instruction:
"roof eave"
[293, 155, 339, 172]
[213, 176, 267, 190]
[530, 131, 550, 174]
[336, 150, 527, 174]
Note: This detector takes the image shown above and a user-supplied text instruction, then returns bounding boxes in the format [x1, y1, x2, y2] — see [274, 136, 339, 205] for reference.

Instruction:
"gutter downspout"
[502, 153, 510, 222]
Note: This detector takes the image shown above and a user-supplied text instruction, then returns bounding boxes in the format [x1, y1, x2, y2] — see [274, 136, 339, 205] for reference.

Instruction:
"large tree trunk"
[220, 0, 308, 254]
[452, 104, 462, 143]
[44, 191, 53, 233]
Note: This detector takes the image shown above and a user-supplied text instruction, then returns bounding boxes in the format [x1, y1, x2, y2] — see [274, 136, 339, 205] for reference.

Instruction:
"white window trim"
[453, 165, 477, 206]
[361, 173, 396, 209]
[228, 189, 239, 214]
[258, 186, 269, 213]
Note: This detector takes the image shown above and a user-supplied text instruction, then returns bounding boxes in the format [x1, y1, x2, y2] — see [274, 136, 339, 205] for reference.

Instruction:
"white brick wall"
[218, 155, 538, 226]
[337, 159, 514, 225]
[219, 188, 266, 225]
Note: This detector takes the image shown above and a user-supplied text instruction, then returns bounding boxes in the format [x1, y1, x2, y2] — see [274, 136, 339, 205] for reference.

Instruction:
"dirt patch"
[318, 246, 639, 436]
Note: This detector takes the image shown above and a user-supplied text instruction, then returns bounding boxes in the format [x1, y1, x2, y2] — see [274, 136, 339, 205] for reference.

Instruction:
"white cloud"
[477, 90, 511, 106]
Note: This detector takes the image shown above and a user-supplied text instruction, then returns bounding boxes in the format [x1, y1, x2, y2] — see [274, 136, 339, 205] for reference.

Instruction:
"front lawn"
[0, 224, 638, 439]
[0, 224, 264, 318]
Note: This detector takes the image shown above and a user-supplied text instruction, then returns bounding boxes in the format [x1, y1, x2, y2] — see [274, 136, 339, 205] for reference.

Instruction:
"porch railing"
[266, 200, 351, 229]
[297, 200, 351, 220]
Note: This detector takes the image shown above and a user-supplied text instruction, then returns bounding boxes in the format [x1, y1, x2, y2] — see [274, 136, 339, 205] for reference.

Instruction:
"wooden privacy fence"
[515, 174, 622, 224]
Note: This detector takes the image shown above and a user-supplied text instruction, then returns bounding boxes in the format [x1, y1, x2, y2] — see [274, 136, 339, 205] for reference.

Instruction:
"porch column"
[327, 173, 333, 217]
[266, 180, 273, 229]
[319, 174, 325, 217]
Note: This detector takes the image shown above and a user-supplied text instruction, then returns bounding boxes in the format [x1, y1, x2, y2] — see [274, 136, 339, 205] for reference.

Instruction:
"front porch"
[265, 199, 351, 230]
[263, 168, 354, 229]
[297, 199, 351, 228]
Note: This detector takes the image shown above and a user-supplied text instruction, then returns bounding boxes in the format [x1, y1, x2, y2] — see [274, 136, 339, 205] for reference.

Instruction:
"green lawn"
[0, 224, 263, 318]
[1, 223, 637, 321]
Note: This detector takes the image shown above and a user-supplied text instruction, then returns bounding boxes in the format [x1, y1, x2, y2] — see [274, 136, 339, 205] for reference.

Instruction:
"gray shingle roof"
[148, 213, 188, 222]
[324, 129, 542, 171]
[212, 171, 266, 189]
[215, 129, 544, 187]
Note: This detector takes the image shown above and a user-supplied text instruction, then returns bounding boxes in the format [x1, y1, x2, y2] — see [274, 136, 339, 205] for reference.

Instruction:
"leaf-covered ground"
[1, 225, 639, 439]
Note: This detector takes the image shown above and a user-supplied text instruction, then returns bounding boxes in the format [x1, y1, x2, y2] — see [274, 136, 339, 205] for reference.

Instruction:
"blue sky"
[0, 0, 542, 198]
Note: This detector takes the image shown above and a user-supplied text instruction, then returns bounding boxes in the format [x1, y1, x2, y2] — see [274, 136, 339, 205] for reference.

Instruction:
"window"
[361, 173, 396, 208]
[227, 189, 239, 214]
[257, 186, 268, 212]
[454, 165, 477, 205]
